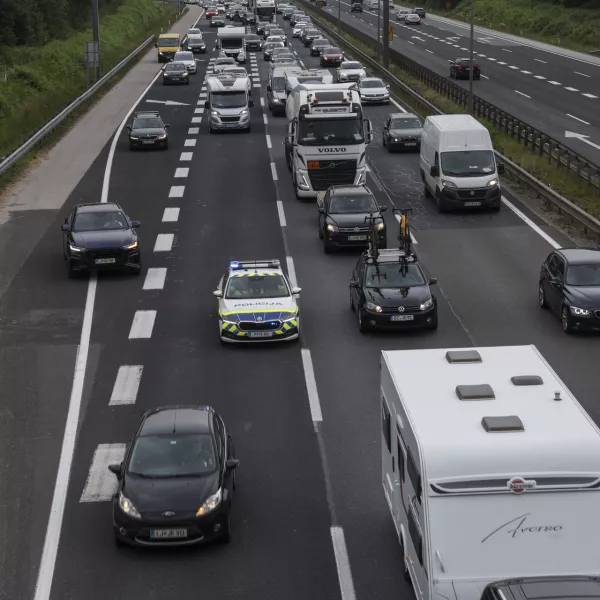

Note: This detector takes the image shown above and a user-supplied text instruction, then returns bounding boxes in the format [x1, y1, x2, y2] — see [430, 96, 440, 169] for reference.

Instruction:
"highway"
[320, 0, 600, 164]
[0, 3, 598, 600]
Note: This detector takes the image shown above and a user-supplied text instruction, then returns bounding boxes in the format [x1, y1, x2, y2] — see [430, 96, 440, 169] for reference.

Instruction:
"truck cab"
[205, 73, 254, 132]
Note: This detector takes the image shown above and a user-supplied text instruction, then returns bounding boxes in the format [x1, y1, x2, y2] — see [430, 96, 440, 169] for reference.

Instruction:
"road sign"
[388, 25, 394, 41]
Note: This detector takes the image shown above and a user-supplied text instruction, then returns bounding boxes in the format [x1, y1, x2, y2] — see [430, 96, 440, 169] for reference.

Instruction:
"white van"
[381, 345, 600, 600]
[419, 114, 505, 213]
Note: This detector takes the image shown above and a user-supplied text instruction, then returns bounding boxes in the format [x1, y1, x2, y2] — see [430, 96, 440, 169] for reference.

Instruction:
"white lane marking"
[477, 54, 486, 58]
[548, 80, 561, 85]
[169, 186, 185, 198]
[33, 57, 163, 600]
[481, 74, 490, 79]
[162, 207, 180, 222]
[393, 213, 418, 244]
[277, 201, 287, 226]
[286, 256, 298, 289]
[515, 90, 531, 99]
[194, 108, 204, 114]
[188, 127, 199, 135]
[184, 139, 197, 146]
[460, 47, 467, 51]
[199, 93, 207, 98]
[564, 87, 579, 92]
[109, 366, 144, 406]
[406, 41, 414, 44]
[260, 97, 265, 107]
[575, 71, 591, 77]
[301, 349, 323, 423]
[253, 83, 262, 88]
[129, 310, 157, 339]
[263, 114, 268, 125]
[534, 58, 547, 63]
[174, 167, 189, 178]
[534, 75, 546, 80]
[582, 92, 598, 98]
[487, 57, 496, 61]
[270, 162, 278, 181]
[330, 527, 357, 600]
[567, 113, 591, 125]
[390, 98, 407, 113]
[191, 117, 203, 124]
[501, 196, 560, 249]
[502, 48, 512, 52]
[180, 152, 193, 161]
[154, 233, 174, 252]
[497, 61, 507, 65]
[426, 49, 433, 53]
[508, 65, 519, 70]
[520, 70, 532, 74]
[80, 444, 126, 502]
[266, 134, 272, 149]
[143, 267, 168, 291]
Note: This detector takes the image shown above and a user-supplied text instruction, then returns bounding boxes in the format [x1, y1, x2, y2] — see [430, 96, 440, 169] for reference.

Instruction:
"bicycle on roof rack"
[364, 206, 387, 260]
[393, 207, 413, 255]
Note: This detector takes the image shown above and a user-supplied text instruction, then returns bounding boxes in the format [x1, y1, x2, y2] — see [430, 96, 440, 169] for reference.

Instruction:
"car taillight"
[457, 66, 462, 70]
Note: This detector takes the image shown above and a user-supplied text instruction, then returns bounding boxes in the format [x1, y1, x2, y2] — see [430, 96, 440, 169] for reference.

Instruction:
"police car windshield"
[365, 264, 425, 288]
[211, 91, 246, 108]
[226, 273, 290, 298]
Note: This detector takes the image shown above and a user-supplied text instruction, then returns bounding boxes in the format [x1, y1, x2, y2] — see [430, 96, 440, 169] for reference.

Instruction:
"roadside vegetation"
[0, 0, 179, 162]
[413, 0, 600, 54]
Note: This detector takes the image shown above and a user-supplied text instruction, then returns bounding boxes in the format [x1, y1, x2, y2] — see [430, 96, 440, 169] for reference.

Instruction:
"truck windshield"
[211, 91, 247, 108]
[221, 39, 243, 49]
[158, 38, 178, 47]
[298, 118, 364, 145]
[440, 150, 495, 177]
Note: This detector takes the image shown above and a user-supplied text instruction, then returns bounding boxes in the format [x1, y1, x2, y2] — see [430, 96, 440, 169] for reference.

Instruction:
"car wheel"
[435, 191, 447, 213]
[114, 533, 125, 547]
[67, 260, 78, 279]
[209, 124, 215, 134]
[318, 222, 324, 239]
[323, 239, 332, 253]
[423, 180, 431, 198]
[427, 314, 438, 330]
[218, 512, 232, 544]
[349, 287, 355, 311]
[561, 306, 574, 334]
[491, 199, 500, 212]
[382, 135, 386, 147]
[357, 308, 369, 333]
[538, 283, 548, 309]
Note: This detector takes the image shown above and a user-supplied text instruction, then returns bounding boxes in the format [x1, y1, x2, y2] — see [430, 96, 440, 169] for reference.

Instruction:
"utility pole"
[92, 0, 101, 81]
[338, 0, 341, 34]
[468, 0, 474, 114]
[377, 2, 381, 58]
[382, 0, 390, 69]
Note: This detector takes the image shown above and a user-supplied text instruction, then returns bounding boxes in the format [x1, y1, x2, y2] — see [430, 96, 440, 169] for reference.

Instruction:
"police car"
[213, 259, 301, 343]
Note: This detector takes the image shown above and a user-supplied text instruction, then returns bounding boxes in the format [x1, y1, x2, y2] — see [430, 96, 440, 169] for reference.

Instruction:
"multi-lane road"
[321, 0, 600, 163]
[1, 3, 599, 600]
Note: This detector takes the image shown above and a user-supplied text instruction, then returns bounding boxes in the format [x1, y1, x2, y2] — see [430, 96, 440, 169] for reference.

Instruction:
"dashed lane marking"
[80, 444, 126, 502]
[188, 127, 199, 135]
[330, 526, 357, 600]
[184, 139, 197, 147]
[534, 58, 547, 63]
[174, 167, 189, 178]
[109, 366, 144, 406]
[277, 201, 287, 227]
[162, 207, 180, 222]
[169, 186, 185, 198]
[575, 72, 591, 77]
[582, 93, 598, 98]
[260, 97, 265, 107]
[154, 233, 174, 253]
[301, 349, 323, 423]
[180, 152, 193, 161]
[263, 114, 268, 125]
[266, 134, 272, 149]
[286, 256, 298, 289]
[191, 117, 202, 124]
[548, 80, 561, 85]
[129, 310, 157, 339]
[564, 87, 579, 92]
[270, 162, 278, 181]
[143, 267, 168, 291]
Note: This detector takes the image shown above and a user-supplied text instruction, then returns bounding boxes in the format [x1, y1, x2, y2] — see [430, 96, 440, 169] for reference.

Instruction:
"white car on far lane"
[336, 61, 367, 83]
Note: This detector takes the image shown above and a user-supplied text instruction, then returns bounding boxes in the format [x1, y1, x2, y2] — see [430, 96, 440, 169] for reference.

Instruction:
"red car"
[320, 46, 343, 67]
[206, 8, 219, 17]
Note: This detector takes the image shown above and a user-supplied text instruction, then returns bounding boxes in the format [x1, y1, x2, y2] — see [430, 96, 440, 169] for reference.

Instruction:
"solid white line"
[253, 83, 261, 88]
[162, 207, 180, 222]
[266, 134, 272, 149]
[174, 167, 189, 178]
[575, 71, 591, 77]
[180, 152, 193, 161]
[514, 90, 531, 99]
[109, 366, 144, 406]
[188, 127, 199, 135]
[501, 196, 560, 249]
[502, 48, 512, 52]
[277, 200, 287, 227]
[143, 267, 168, 291]
[154, 233, 174, 252]
[80, 444, 126, 502]
[300, 349, 323, 423]
[534, 58, 547, 63]
[270, 162, 278, 181]
[263, 114, 268, 125]
[129, 310, 157, 339]
[481, 74, 490, 79]
[497, 62, 507, 65]
[184, 139, 197, 146]
[564, 87, 579, 92]
[582, 93, 598, 98]
[567, 113, 590, 125]
[330, 526, 357, 600]
[169, 186, 185, 198]
[33, 58, 163, 600]
[286, 256, 298, 289]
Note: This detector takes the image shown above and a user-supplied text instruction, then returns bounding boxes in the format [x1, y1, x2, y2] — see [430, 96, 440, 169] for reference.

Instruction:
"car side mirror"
[108, 463, 122, 477]
[267, 84, 272, 92]
[248, 98, 255, 107]
[154, 43, 158, 48]
[204, 100, 210, 109]
[497, 163, 505, 175]
[292, 287, 302, 295]
[226, 458, 240, 469]
[213, 290, 223, 297]
[386, 84, 390, 88]
[380, 205, 388, 212]
[126, 124, 132, 130]
[131, 220, 141, 228]
[430, 165, 439, 177]
[164, 124, 170, 129]
[429, 278, 438, 285]
[318, 207, 325, 213]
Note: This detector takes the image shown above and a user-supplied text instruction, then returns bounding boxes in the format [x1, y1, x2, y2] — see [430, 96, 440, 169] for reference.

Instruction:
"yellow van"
[156, 33, 181, 63]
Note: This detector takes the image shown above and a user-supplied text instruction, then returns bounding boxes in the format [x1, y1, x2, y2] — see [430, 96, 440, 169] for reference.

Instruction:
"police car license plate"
[348, 235, 367, 241]
[249, 331, 274, 338]
[150, 528, 187, 539]
[95, 258, 116, 264]
[464, 201, 481, 207]
[390, 315, 414, 322]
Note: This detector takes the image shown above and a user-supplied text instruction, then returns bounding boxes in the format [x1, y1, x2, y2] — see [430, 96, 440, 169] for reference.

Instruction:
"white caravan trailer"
[380, 345, 600, 600]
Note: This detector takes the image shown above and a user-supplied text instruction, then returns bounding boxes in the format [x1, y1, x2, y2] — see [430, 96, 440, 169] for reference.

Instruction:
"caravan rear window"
[407, 448, 422, 500]
[408, 502, 423, 565]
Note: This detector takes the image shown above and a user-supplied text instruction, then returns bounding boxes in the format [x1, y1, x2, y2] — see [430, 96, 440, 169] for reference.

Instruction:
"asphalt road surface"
[0, 4, 599, 600]
[320, 0, 600, 164]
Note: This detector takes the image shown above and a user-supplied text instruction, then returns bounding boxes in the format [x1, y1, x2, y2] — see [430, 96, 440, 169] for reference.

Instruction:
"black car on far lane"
[350, 249, 438, 332]
[318, 185, 387, 253]
[127, 110, 169, 149]
[539, 248, 600, 334]
[412, 7, 426, 17]
[351, 2, 363, 11]
[109, 405, 239, 547]
[382, 112, 423, 152]
[449, 57, 481, 80]
[62, 202, 141, 278]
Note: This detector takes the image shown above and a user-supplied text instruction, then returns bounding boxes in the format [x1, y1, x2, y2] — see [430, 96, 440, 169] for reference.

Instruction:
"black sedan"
[318, 185, 387, 253]
[351, 2, 363, 11]
[162, 61, 190, 85]
[210, 16, 225, 26]
[539, 247, 600, 333]
[450, 57, 481, 80]
[127, 110, 169, 149]
[310, 38, 329, 56]
[109, 405, 239, 547]
[62, 202, 141, 278]
[350, 250, 438, 331]
[382, 112, 423, 152]
[245, 34, 262, 50]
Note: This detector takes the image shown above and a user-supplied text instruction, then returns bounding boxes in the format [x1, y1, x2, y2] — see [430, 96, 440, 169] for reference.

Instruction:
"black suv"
[450, 58, 481, 80]
[412, 7, 426, 17]
[351, 2, 363, 11]
[127, 111, 169, 149]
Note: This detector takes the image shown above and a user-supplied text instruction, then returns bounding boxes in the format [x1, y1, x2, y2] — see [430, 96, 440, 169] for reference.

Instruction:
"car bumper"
[439, 185, 501, 208]
[322, 59, 342, 66]
[246, 44, 262, 50]
[325, 231, 386, 248]
[220, 318, 300, 343]
[69, 249, 141, 272]
[189, 46, 206, 53]
[388, 139, 420, 150]
[162, 77, 189, 84]
[568, 312, 600, 332]
[129, 136, 169, 147]
[210, 115, 251, 130]
[361, 95, 390, 103]
[362, 306, 437, 330]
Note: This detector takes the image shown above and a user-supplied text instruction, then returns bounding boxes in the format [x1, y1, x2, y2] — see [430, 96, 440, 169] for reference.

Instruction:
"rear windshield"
[325, 47, 341, 54]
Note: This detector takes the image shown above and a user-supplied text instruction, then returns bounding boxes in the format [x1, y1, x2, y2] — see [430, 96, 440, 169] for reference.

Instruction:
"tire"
[67, 260, 78, 279]
[382, 135, 387, 147]
[219, 512, 232, 544]
[349, 287, 355, 311]
[114, 533, 125, 547]
[209, 124, 215, 134]
[538, 283, 548, 309]
[318, 223, 324, 240]
[561, 306, 574, 334]
[491, 200, 500, 212]
[435, 191, 447, 213]
[357, 308, 369, 332]
[323, 240, 332, 254]
[423, 181, 431, 198]
[400, 535, 411, 583]
[427, 314, 438, 330]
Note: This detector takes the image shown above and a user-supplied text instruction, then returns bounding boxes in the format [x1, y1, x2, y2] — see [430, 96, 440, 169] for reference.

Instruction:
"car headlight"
[211, 110, 220, 116]
[366, 302, 383, 313]
[326, 223, 338, 232]
[118, 491, 141, 519]
[196, 488, 222, 516]
[393, 138, 398, 142]
[570, 306, 591, 316]
[123, 241, 139, 250]
[157, 133, 167, 139]
[273, 98, 281, 103]
[129, 135, 139, 140]
[376, 222, 385, 231]
[441, 179, 457, 188]
[240, 109, 249, 117]
[420, 298, 434, 311]
[487, 179, 498, 187]
[69, 244, 86, 252]
[182, 71, 189, 76]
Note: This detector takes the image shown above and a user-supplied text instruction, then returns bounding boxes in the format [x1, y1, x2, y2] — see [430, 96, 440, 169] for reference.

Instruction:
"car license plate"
[95, 258, 116, 264]
[348, 235, 367, 241]
[150, 528, 187, 539]
[142, 140, 154, 144]
[404, 142, 417, 146]
[249, 331, 274, 338]
[390, 315, 414, 322]
[464, 201, 481, 207]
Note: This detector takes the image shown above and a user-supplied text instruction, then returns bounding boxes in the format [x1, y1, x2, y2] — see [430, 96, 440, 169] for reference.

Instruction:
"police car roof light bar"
[230, 259, 281, 270]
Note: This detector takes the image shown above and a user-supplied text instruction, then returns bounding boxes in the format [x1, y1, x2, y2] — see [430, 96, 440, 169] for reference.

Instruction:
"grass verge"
[303, 3, 600, 222]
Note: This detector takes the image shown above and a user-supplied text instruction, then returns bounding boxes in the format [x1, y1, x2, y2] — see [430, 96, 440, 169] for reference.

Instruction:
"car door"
[351, 258, 365, 308]
[383, 115, 392, 144]
[318, 189, 331, 234]
[548, 255, 567, 315]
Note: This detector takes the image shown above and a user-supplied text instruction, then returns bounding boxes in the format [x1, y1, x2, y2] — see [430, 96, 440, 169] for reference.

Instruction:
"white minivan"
[419, 114, 505, 213]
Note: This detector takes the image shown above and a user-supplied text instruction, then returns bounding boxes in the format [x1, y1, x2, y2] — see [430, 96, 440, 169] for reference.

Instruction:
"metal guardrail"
[0, 34, 156, 178]
[296, 0, 600, 196]
[293, 0, 600, 241]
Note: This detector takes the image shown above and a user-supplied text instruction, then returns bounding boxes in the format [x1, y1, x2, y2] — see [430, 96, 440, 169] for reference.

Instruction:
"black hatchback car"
[61, 202, 141, 278]
[450, 57, 481, 80]
[109, 405, 239, 547]
[245, 33, 262, 50]
[382, 112, 423, 152]
[351, 2, 363, 11]
[350, 249, 438, 331]
[318, 185, 387, 253]
[539, 247, 600, 333]
[127, 111, 169, 149]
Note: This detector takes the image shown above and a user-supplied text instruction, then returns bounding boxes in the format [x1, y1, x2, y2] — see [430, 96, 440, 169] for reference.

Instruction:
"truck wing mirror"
[430, 165, 439, 177]
[497, 163, 505, 175]
[248, 98, 255, 107]
[204, 100, 210, 109]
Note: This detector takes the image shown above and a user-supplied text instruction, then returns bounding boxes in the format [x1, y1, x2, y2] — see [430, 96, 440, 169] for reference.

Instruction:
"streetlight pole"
[468, 0, 474, 114]
[338, 0, 341, 34]
[92, 0, 101, 81]
[382, 0, 389, 69]
[377, 3, 381, 58]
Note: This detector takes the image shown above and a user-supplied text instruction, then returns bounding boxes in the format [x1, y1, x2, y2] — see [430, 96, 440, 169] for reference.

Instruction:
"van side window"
[408, 502, 423, 566]
[407, 448, 422, 501]
[396, 426, 406, 482]
[382, 398, 391, 453]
